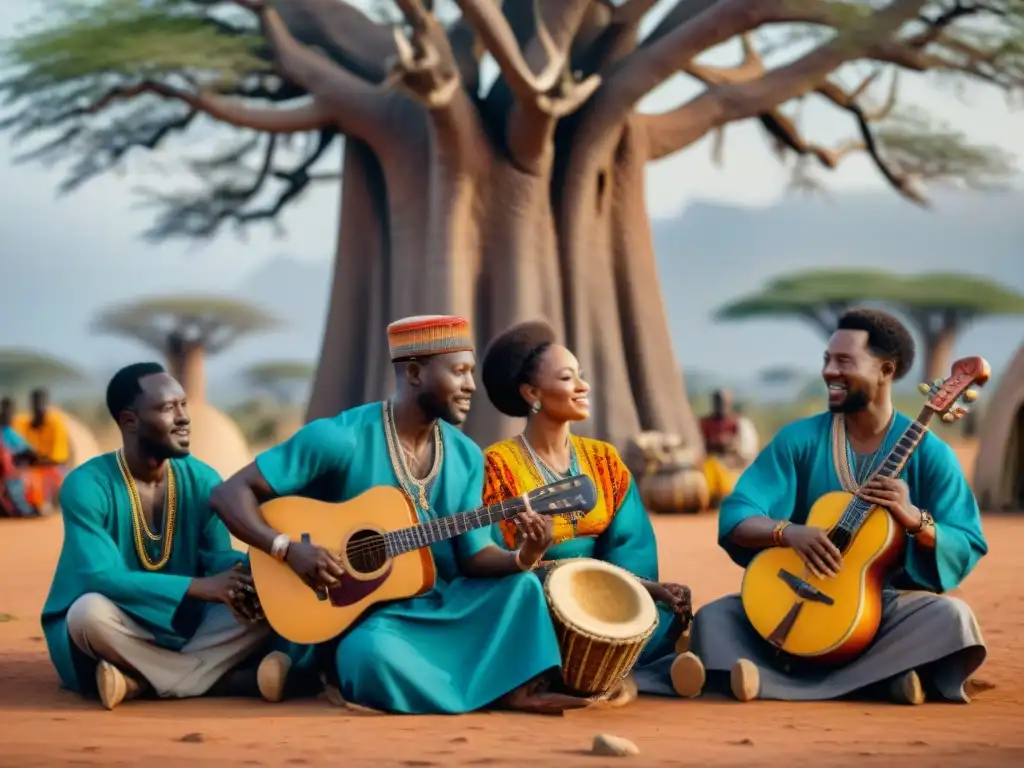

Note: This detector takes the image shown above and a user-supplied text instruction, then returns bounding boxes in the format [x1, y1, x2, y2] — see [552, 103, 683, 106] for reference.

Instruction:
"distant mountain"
[222, 187, 1024, 398]
[2, 186, 1022, 405]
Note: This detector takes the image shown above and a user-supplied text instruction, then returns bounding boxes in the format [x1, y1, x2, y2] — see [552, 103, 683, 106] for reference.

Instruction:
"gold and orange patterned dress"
[483, 434, 679, 665]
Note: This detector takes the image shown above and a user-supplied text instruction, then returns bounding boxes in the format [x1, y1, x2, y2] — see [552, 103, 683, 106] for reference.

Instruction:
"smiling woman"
[480, 321, 704, 699]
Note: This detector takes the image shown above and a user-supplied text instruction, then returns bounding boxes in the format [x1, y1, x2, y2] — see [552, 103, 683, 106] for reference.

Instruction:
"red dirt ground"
[1, 513, 1021, 767]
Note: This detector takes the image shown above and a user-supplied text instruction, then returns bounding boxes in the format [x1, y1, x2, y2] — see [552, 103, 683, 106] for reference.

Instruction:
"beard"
[417, 390, 464, 426]
[139, 433, 190, 461]
[828, 389, 870, 414]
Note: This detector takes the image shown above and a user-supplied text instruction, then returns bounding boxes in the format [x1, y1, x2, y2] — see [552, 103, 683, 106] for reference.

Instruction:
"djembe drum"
[543, 558, 659, 697]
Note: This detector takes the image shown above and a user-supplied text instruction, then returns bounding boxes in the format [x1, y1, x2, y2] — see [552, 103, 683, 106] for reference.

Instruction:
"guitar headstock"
[528, 475, 598, 516]
[917, 356, 990, 425]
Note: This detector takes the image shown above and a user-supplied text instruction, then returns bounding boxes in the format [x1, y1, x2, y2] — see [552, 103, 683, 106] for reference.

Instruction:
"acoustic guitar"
[740, 356, 990, 664]
[249, 475, 598, 644]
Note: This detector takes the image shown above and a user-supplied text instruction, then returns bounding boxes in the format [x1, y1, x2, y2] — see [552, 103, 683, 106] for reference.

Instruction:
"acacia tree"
[92, 296, 281, 400]
[243, 360, 315, 405]
[716, 268, 1024, 381]
[0, 349, 85, 396]
[3, 1, 1021, 448]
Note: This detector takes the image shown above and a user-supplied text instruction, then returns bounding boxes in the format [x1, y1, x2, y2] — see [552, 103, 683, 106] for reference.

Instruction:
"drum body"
[543, 558, 659, 696]
[639, 467, 711, 514]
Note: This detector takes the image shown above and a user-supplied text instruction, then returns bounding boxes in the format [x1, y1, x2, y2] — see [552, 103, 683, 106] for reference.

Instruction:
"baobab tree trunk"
[167, 342, 207, 404]
[922, 328, 958, 383]
[305, 122, 699, 451]
[283, 2, 702, 451]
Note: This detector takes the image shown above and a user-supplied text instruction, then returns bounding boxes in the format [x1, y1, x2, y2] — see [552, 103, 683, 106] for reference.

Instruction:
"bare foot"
[499, 676, 591, 715]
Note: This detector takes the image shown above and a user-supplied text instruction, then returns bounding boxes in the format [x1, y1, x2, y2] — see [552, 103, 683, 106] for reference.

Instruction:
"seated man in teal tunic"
[41, 363, 290, 710]
[679, 308, 988, 705]
[211, 315, 584, 715]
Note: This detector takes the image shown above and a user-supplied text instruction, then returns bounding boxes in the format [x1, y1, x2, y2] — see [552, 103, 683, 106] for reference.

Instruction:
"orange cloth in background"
[12, 411, 70, 464]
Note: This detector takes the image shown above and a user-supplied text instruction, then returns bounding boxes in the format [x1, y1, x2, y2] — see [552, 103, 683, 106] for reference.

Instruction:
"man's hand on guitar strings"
[857, 477, 920, 531]
[780, 525, 843, 579]
[285, 540, 346, 590]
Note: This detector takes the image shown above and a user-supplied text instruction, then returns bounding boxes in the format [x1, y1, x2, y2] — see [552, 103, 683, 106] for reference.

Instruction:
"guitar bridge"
[777, 569, 834, 605]
[764, 569, 835, 652]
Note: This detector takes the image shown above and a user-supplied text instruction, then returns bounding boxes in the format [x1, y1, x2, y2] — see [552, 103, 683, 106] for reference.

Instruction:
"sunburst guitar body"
[249, 475, 598, 645]
[740, 355, 991, 663]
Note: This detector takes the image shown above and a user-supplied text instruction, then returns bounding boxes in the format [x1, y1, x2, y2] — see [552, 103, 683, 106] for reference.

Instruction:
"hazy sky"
[1, 1, 1022, 397]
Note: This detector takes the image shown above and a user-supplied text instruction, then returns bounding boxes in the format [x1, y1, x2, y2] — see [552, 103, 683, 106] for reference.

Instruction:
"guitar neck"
[868, 413, 931, 483]
[383, 497, 526, 557]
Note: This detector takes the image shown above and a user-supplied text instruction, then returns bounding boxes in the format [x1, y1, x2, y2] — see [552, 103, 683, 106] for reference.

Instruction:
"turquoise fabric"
[717, 411, 988, 592]
[254, 403, 562, 714]
[41, 453, 247, 694]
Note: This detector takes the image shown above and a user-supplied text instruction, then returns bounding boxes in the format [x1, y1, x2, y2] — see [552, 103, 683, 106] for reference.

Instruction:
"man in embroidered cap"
[212, 315, 583, 714]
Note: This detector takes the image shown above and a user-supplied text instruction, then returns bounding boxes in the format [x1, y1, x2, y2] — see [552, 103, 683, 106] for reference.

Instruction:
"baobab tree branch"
[649, 0, 929, 156]
[451, 0, 600, 171]
[80, 81, 332, 133]
[138, 127, 339, 240]
[644, 32, 765, 161]
[595, 0, 881, 133]
[258, 7, 391, 141]
[383, 0, 462, 109]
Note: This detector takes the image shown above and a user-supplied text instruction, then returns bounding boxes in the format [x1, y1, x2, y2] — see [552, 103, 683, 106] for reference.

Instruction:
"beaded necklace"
[382, 401, 443, 515]
[518, 433, 586, 534]
[114, 449, 177, 571]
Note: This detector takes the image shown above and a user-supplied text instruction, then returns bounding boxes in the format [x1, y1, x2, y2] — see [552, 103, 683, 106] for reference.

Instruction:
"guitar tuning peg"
[941, 412, 956, 423]
[963, 389, 979, 402]
[932, 378, 945, 387]
[917, 382, 931, 395]
[954, 406, 969, 418]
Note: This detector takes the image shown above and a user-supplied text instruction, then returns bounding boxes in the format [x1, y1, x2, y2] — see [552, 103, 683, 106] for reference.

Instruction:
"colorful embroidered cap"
[387, 315, 474, 362]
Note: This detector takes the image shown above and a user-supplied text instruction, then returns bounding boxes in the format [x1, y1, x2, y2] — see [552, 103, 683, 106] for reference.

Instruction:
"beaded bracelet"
[772, 521, 791, 547]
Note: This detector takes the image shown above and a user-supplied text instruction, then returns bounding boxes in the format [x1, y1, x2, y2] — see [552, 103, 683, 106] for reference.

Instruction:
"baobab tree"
[716, 269, 1024, 381]
[92, 296, 281, 401]
[2, 1, 1021, 448]
[243, 360, 315, 406]
[0, 349, 84, 395]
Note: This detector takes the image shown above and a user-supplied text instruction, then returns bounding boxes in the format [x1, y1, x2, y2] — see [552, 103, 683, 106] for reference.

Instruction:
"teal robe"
[254, 403, 563, 714]
[718, 411, 988, 592]
[41, 453, 247, 695]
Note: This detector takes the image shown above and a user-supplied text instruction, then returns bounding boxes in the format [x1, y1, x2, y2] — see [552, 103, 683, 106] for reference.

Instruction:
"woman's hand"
[516, 495, 554, 568]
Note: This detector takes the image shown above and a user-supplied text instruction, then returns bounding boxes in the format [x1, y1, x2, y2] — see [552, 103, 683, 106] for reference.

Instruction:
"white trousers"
[67, 592, 268, 698]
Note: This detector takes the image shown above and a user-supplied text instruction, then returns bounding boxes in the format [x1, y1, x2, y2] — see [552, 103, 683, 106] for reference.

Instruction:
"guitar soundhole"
[345, 529, 388, 575]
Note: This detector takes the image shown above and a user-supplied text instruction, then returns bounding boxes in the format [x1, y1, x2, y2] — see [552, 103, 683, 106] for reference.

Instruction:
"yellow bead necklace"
[115, 448, 177, 571]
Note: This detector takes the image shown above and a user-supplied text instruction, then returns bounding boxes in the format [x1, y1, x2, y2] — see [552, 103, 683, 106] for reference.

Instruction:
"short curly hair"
[481, 321, 558, 417]
[836, 308, 916, 381]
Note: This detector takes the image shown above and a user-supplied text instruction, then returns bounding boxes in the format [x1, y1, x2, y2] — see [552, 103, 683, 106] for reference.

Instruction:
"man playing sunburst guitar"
[41, 363, 288, 710]
[211, 315, 587, 715]
[678, 308, 988, 705]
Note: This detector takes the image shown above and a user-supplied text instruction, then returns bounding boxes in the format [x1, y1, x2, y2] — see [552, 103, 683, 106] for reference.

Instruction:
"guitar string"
[835, 420, 926, 534]
[329, 490, 556, 562]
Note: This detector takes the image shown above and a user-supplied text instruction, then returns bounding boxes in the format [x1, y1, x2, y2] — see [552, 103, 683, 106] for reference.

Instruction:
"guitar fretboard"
[835, 419, 928, 537]
[382, 497, 527, 557]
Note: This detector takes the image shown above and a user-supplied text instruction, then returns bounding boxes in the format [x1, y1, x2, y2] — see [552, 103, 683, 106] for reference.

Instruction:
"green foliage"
[92, 295, 282, 355]
[875, 108, 1015, 188]
[0, 0, 269, 194]
[716, 269, 1024, 329]
[243, 359, 314, 405]
[0, 348, 85, 394]
[3, 0, 265, 93]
